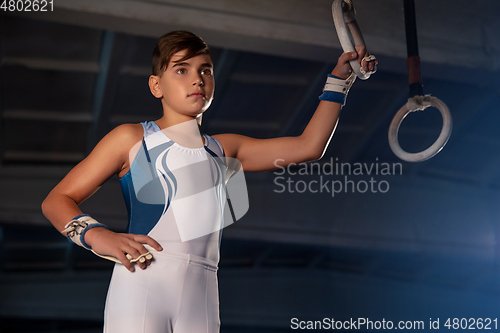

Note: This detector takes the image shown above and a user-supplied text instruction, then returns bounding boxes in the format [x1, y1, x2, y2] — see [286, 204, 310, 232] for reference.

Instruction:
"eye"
[201, 69, 213, 77]
[176, 68, 187, 74]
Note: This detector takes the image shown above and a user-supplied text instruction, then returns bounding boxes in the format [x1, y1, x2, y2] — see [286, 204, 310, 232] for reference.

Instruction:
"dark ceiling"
[1, 14, 499, 188]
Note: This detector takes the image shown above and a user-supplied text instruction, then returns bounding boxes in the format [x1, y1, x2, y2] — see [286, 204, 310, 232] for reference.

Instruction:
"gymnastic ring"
[332, 0, 373, 80]
[388, 95, 452, 162]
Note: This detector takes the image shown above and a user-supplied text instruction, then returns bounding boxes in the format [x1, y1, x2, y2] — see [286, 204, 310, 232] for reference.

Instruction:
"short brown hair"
[152, 30, 211, 76]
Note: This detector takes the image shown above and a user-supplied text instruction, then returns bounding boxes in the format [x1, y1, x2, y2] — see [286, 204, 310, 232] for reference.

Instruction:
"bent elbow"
[301, 151, 322, 164]
[41, 196, 51, 218]
[307, 146, 326, 162]
[41, 192, 59, 219]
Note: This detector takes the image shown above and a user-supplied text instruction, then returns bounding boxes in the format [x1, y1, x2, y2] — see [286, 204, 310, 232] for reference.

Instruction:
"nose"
[193, 73, 204, 86]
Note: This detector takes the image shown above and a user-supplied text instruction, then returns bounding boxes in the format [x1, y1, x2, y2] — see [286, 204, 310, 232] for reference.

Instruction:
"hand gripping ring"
[388, 95, 452, 162]
[332, 0, 375, 80]
[360, 55, 377, 75]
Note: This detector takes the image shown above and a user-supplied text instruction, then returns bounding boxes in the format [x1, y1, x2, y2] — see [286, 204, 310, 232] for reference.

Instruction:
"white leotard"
[104, 120, 226, 333]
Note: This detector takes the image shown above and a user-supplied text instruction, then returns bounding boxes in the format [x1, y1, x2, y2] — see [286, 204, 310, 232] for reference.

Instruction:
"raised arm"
[214, 47, 376, 172]
[41, 123, 162, 271]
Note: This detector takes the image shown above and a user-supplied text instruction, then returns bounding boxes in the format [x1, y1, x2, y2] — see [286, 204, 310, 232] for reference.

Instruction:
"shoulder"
[97, 123, 143, 149]
[211, 133, 246, 159]
[107, 123, 143, 140]
[89, 123, 144, 162]
[84, 123, 145, 177]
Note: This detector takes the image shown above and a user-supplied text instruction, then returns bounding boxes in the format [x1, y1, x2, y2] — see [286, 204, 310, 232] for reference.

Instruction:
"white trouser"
[104, 246, 220, 333]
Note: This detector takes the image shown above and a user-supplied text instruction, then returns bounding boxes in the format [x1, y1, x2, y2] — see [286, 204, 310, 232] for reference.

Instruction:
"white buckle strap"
[323, 72, 356, 94]
[63, 214, 108, 250]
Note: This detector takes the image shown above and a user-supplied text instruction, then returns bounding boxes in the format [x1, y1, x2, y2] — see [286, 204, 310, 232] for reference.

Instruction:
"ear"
[149, 75, 163, 98]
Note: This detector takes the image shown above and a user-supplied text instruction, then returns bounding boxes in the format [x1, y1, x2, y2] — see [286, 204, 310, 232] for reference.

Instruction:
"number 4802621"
[1, 0, 54, 12]
[444, 318, 498, 330]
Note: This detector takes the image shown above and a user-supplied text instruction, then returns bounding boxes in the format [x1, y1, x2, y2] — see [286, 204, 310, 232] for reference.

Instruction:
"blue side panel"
[119, 174, 132, 222]
[120, 171, 165, 235]
[119, 140, 175, 236]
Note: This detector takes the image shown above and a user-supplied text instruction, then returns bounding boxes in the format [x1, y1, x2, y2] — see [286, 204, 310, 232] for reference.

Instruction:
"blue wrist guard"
[318, 73, 356, 106]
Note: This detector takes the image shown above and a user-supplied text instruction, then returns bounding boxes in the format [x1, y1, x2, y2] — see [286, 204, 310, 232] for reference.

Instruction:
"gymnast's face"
[150, 51, 214, 119]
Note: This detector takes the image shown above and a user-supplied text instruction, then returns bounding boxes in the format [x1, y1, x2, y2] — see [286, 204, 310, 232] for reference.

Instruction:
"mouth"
[188, 91, 205, 98]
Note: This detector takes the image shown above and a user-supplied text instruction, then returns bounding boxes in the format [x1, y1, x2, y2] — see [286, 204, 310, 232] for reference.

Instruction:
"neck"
[155, 117, 205, 148]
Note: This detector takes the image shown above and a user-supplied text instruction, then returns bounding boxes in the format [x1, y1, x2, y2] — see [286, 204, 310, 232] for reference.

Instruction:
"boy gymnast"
[42, 30, 376, 333]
